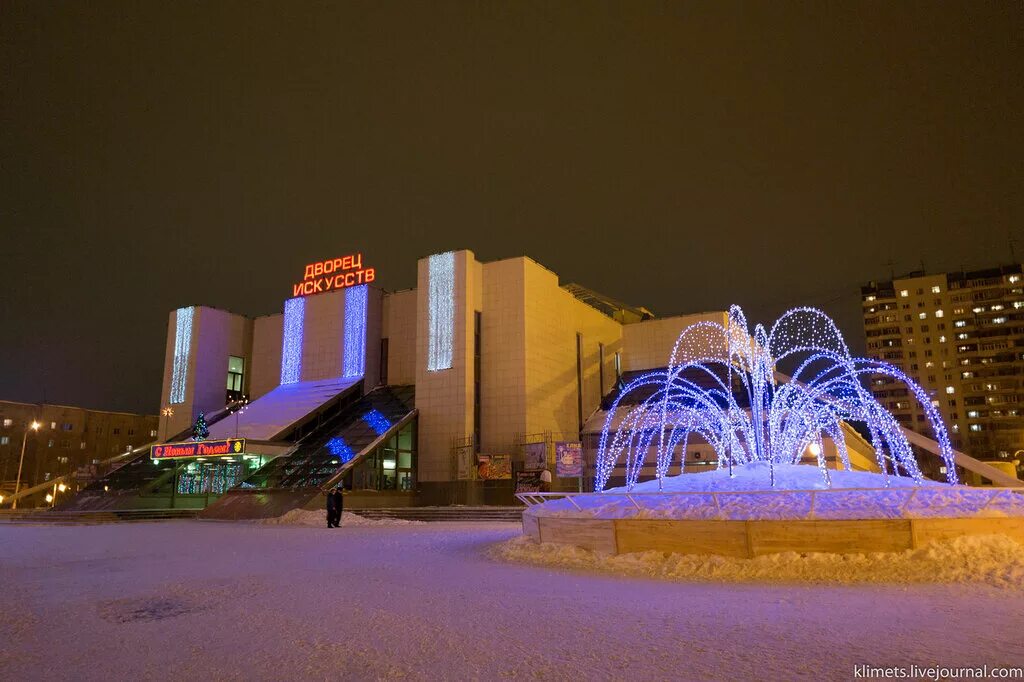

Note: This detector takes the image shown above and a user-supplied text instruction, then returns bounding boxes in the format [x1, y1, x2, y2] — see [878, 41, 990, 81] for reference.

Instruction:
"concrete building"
[65, 248, 880, 515]
[861, 264, 1024, 465]
[0, 400, 158, 505]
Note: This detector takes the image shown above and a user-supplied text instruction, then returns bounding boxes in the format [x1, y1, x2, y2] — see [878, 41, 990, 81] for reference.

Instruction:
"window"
[226, 356, 245, 400]
[380, 338, 389, 385]
[946, 386, 955, 394]
[80, 442, 86, 449]
[935, 310, 944, 318]
[60, 422, 73, 431]
[128, 428, 134, 436]
[0, 436, 8, 445]
[149, 429, 158, 438]
[931, 285, 941, 294]
[900, 290, 909, 297]
[50, 422, 56, 430]
[955, 320, 967, 328]
[113, 428, 121, 435]
[1010, 275, 1020, 284]
[2, 418, 11, 428]
[918, 312, 927, 319]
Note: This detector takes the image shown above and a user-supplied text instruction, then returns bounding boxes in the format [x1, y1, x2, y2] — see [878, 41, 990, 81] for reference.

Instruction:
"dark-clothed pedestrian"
[326, 488, 339, 528]
[332, 487, 344, 527]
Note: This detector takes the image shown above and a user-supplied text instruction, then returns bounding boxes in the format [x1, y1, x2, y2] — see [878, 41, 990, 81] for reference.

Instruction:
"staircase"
[0, 509, 199, 524]
[350, 506, 524, 523]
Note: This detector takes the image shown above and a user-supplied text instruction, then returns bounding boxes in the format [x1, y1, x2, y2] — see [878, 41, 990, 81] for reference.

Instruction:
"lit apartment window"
[0, 436, 8, 445]
[954, 320, 967, 328]
[945, 386, 955, 394]
[934, 310, 944, 318]
[865, 295, 876, 302]
[2, 418, 11, 428]
[931, 285, 941, 293]
[900, 290, 909, 297]
[972, 306, 984, 313]
[1014, 302, 1024, 309]
[150, 429, 157, 437]
[1010, 275, 1020, 283]
[967, 410, 980, 418]
[993, 316, 1007, 324]
[969, 424, 982, 432]
[991, 304, 1004, 311]
[50, 422, 56, 430]
[80, 442, 86, 449]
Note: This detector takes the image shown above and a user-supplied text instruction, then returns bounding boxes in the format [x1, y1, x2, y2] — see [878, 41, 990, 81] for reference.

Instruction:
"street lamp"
[12, 420, 42, 510]
[161, 407, 174, 442]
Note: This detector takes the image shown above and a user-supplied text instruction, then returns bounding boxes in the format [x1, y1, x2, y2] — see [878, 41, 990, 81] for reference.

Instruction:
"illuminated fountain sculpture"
[595, 305, 958, 492]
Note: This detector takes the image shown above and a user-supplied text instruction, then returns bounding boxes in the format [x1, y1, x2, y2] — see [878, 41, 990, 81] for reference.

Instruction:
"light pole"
[12, 421, 42, 510]
[161, 407, 174, 442]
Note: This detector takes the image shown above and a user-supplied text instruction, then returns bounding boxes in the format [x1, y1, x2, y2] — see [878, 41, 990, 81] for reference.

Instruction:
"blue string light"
[280, 297, 305, 385]
[343, 285, 368, 378]
[361, 409, 391, 436]
[596, 305, 958, 492]
[326, 437, 355, 463]
[169, 306, 194, 404]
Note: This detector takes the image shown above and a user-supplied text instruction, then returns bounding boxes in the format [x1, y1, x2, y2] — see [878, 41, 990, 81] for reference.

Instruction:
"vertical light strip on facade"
[427, 251, 455, 371]
[280, 296, 306, 385]
[343, 284, 368, 378]
[169, 306, 194, 404]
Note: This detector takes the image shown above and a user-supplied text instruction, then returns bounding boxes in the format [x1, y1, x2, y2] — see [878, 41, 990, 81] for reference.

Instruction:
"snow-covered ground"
[531, 462, 1024, 520]
[2, 521, 1023, 680]
[261, 509, 426, 527]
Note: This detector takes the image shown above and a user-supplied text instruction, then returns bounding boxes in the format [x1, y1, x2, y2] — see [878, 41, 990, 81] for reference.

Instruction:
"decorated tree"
[192, 412, 210, 441]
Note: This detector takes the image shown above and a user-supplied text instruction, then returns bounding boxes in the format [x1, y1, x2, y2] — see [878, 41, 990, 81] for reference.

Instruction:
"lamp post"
[161, 407, 174, 442]
[12, 421, 42, 510]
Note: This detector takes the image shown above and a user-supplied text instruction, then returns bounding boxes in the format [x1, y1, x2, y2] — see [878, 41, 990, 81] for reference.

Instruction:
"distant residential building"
[0, 400, 158, 502]
[861, 264, 1024, 460]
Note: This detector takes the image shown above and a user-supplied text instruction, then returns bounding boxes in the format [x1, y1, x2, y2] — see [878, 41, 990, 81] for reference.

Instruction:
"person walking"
[325, 488, 339, 528]
[332, 486, 344, 527]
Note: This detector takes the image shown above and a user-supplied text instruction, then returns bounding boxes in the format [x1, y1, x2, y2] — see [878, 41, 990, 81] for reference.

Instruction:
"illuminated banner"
[292, 253, 375, 297]
[151, 439, 245, 460]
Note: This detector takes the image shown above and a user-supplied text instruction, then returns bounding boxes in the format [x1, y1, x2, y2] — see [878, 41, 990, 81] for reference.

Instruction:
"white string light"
[169, 306, 194, 404]
[427, 251, 455, 371]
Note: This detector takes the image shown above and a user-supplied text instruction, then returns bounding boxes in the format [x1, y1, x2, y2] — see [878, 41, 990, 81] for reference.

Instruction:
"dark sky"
[1, 2, 1021, 414]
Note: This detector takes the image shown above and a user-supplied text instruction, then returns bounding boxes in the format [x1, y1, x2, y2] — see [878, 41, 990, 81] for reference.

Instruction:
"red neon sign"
[292, 253, 375, 297]
[151, 439, 245, 460]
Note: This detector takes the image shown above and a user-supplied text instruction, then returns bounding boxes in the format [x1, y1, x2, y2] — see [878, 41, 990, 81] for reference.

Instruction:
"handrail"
[515, 485, 1024, 509]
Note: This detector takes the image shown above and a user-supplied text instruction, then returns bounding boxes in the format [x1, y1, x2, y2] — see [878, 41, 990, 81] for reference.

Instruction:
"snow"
[260, 509, 426, 527]
[615, 461, 940, 493]
[531, 462, 1024, 521]
[494, 534, 1024, 588]
[3, 522, 1024, 680]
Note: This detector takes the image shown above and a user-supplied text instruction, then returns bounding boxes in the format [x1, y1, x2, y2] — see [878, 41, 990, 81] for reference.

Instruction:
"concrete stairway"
[0, 509, 200, 524]
[350, 506, 524, 523]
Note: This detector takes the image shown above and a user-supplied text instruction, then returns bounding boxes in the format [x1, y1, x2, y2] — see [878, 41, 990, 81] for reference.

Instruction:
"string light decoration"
[343, 285, 368, 378]
[361, 409, 391, 436]
[427, 251, 455, 371]
[169, 306, 194, 404]
[326, 436, 355, 463]
[595, 305, 958, 492]
[280, 296, 305, 385]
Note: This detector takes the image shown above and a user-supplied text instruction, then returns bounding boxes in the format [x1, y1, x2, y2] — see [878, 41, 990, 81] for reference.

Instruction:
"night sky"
[1, 2, 1021, 414]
